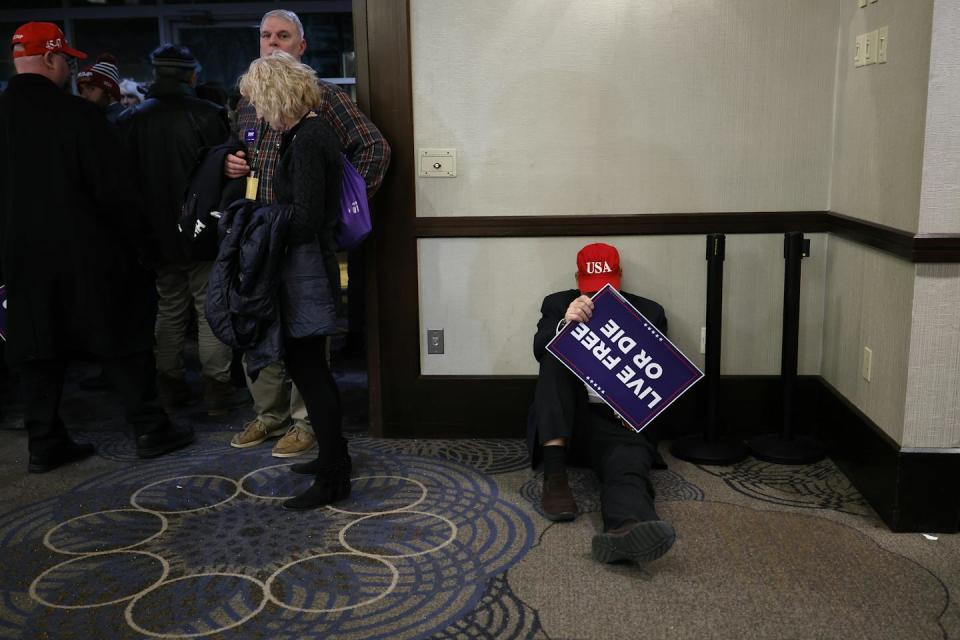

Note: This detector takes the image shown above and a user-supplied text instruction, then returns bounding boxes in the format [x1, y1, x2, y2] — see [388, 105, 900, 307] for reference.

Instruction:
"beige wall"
[411, 0, 837, 217]
[409, 0, 957, 449]
[419, 235, 825, 377]
[902, 0, 960, 447]
[903, 264, 960, 448]
[821, 236, 914, 444]
[829, 0, 934, 231]
[918, 0, 960, 234]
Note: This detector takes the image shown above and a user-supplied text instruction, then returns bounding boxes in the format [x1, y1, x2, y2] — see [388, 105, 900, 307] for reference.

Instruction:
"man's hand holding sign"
[528, 242, 699, 567]
[547, 284, 703, 433]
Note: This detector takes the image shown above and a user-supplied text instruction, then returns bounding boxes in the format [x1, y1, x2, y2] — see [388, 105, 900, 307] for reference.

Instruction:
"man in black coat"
[529, 243, 676, 564]
[118, 44, 242, 416]
[0, 23, 193, 472]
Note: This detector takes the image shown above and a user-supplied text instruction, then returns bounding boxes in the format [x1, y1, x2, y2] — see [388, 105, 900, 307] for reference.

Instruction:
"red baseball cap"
[576, 243, 622, 293]
[11, 22, 87, 60]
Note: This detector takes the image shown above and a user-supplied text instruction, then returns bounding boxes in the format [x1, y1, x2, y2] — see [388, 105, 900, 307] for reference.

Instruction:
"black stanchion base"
[745, 433, 825, 465]
[670, 435, 749, 466]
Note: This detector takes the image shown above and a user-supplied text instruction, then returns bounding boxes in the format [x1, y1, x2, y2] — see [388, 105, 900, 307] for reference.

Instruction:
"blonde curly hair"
[238, 51, 321, 130]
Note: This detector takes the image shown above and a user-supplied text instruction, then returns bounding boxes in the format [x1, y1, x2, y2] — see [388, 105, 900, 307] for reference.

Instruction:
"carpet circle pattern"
[0, 442, 536, 639]
[698, 457, 869, 514]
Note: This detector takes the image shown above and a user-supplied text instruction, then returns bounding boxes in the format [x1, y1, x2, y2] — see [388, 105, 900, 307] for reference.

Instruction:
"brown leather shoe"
[591, 520, 676, 564]
[541, 472, 578, 521]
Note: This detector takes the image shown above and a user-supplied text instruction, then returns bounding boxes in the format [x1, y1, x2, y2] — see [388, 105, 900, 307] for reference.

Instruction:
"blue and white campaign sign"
[546, 284, 703, 433]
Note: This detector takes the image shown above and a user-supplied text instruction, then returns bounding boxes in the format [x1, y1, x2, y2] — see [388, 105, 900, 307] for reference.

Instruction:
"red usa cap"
[576, 243, 622, 293]
[11, 22, 87, 60]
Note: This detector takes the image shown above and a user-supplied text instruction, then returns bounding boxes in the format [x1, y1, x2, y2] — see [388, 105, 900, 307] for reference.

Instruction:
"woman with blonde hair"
[238, 51, 347, 510]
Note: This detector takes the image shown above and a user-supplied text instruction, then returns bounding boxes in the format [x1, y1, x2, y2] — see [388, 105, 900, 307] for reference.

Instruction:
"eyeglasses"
[55, 52, 78, 76]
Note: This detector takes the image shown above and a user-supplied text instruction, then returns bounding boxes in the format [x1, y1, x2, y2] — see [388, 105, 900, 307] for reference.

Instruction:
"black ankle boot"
[283, 455, 352, 510]
[290, 458, 324, 475]
[290, 438, 350, 475]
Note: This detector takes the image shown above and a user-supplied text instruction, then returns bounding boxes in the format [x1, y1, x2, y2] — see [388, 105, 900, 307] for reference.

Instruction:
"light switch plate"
[878, 26, 888, 63]
[419, 149, 457, 177]
[858, 0, 868, 7]
[864, 30, 877, 65]
[854, 34, 865, 67]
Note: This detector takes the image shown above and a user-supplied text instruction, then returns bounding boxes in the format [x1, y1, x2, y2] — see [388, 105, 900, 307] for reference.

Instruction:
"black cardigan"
[273, 114, 343, 245]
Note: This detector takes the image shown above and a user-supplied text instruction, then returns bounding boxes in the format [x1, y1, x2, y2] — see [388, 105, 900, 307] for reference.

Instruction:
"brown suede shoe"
[541, 472, 578, 521]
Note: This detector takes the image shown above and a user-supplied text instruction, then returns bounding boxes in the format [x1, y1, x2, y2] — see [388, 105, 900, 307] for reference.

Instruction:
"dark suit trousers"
[534, 353, 660, 531]
[19, 350, 170, 456]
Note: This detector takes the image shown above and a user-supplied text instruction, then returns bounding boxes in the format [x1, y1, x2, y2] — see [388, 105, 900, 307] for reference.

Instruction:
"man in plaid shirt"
[225, 9, 390, 458]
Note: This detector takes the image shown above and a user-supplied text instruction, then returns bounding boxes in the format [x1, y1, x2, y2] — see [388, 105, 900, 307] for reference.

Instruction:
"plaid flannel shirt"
[232, 80, 391, 204]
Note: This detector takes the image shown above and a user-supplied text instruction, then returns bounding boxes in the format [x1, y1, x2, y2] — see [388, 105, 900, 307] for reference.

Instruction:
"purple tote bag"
[337, 154, 372, 250]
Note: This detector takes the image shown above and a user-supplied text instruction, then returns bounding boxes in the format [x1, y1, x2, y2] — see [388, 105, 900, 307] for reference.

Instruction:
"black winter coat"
[205, 200, 291, 379]
[117, 78, 229, 265]
[205, 199, 339, 380]
[0, 74, 155, 366]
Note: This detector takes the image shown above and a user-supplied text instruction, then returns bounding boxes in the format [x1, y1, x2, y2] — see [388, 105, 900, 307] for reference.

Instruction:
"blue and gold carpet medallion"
[0, 439, 536, 639]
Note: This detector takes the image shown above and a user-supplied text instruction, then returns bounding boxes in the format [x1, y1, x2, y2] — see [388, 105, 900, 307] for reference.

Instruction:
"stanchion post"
[670, 234, 748, 465]
[745, 232, 824, 464]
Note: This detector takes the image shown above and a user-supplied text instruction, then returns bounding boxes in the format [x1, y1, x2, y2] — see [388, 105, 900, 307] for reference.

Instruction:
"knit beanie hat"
[150, 43, 198, 70]
[76, 53, 121, 101]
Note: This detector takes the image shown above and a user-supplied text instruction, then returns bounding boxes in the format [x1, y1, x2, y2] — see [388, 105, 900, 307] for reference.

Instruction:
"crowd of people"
[0, 10, 391, 511]
[1, 10, 675, 564]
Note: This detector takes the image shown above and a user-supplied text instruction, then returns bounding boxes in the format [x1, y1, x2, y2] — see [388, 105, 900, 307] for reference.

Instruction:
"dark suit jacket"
[528, 288, 669, 468]
[533, 289, 667, 363]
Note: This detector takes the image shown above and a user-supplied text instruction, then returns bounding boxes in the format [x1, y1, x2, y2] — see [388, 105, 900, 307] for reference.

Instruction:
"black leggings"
[283, 335, 344, 465]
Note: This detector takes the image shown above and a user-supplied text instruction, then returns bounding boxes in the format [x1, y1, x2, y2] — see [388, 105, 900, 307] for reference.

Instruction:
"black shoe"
[591, 520, 676, 564]
[28, 441, 96, 473]
[136, 424, 195, 459]
[283, 456, 352, 510]
[541, 472, 578, 521]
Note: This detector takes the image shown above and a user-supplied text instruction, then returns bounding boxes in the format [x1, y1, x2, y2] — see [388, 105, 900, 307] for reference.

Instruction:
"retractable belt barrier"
[670, 234, 748, 465]
[745, 232, 825, 464]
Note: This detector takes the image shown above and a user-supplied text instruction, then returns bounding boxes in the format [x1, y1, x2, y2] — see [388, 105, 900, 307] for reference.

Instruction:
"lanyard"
[248, 118, 271, 172]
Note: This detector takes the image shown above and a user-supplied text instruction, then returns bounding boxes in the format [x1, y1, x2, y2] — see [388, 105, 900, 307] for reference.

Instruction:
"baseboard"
[816, 379, 960, 533]
[400, 373, 960, 533]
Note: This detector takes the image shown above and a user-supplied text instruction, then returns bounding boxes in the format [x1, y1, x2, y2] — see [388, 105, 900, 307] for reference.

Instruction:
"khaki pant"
[245, 360, 311, 433]
[155, 262, 232, 382]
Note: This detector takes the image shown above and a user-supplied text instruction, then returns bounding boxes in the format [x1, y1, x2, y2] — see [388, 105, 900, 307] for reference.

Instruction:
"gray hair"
[260, 10, 304, 40]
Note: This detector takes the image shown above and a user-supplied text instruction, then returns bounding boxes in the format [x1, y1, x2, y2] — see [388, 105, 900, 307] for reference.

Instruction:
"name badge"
[244, 128, 256, 144]
[245, 174, 259, 200]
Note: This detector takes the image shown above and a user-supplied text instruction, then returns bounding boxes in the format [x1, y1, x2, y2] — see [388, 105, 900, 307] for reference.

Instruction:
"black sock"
[542, 445, 566, 476]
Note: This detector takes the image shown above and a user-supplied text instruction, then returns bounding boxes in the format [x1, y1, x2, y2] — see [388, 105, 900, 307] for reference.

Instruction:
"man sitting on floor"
[528, 242, 676, 564]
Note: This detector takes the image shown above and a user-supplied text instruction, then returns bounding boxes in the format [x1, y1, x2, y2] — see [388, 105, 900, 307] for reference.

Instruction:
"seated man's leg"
[586, 409, 675, 563]
[20, 359, 95, 473]
[532, 354, 586, 521]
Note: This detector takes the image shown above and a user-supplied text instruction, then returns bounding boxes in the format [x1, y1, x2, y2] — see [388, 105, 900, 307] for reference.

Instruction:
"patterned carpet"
[0, 365, 957, 639]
